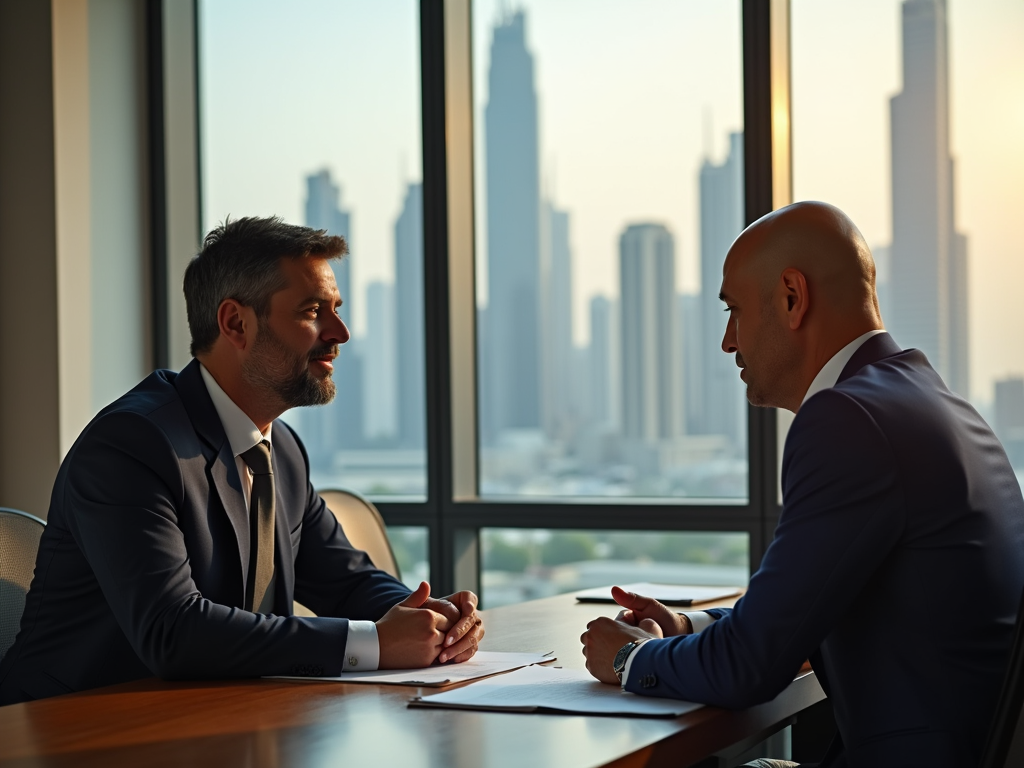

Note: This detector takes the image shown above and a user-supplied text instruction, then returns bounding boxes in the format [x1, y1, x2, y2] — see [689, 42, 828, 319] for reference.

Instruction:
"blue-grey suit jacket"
[625, 333, 1024, 767]
[0, 359, 410, 704]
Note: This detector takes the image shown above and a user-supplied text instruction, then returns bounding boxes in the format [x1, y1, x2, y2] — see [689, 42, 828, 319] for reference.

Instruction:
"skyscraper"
[482, 10, 542, 438]
[890, 0, 969, 396]
[619, 224, 680, 443]
[679, 293, 703, 435]
[995, 376, 1024, 468]
[304, 169, 363, 457]
[363, 281, 397, 440]
[697, 131, 745, 449]
[394, 182, 425, 448]
[306, 169, 352, 308]
[587, 295, 617, 429]
[541, 201, 574, 439]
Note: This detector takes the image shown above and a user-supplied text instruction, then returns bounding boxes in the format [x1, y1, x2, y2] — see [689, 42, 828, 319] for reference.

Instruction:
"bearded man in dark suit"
[582, 201, 1024, 768]
[0, 217, 483, 704]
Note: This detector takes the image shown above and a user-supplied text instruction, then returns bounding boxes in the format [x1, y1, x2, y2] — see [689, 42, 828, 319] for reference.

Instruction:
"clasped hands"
[580, 585, 694, 684]
[376, 581, 485, 669]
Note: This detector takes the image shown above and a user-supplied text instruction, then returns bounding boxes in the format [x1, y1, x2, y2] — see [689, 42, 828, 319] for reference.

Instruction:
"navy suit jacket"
[625, 333, 1024, 767]
[0, 359, 410, 704]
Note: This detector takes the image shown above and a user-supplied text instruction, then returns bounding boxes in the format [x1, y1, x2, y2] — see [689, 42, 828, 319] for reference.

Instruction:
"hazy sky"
[199, 0, 422, 335]
[792, 0, 1024, 402]
[200, 0, 1023, 404]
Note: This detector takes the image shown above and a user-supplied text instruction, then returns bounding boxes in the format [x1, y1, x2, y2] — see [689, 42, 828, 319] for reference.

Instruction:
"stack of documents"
[268, 651, 553, 687]
[575, 582, 742, 606]
[272, 650, 702, 718]
[410, 664, 703, 717]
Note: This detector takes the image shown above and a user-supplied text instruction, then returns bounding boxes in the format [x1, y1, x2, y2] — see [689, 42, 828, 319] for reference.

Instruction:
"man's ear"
[216, 299, 253, 351]
[779, 268, 809, 330]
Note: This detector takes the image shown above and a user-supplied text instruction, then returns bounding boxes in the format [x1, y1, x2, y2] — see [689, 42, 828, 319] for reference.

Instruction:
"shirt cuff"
[342, 620, 380, 671]
[681, 611, 716, 633]
[621, 638, 653, 690]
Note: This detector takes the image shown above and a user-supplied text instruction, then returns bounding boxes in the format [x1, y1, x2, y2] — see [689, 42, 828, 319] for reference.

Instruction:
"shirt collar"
[199, 364, 272, 458]
[801, 329, 887, 406]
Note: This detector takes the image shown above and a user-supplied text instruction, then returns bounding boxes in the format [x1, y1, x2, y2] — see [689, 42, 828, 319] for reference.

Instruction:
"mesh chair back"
[0, 508, 45, 661]
[981, 586, 1024, 768]
[319, 489, 401, 581]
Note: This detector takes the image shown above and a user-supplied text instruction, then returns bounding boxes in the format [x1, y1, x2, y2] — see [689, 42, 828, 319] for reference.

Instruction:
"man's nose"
[325, 313, 350, 345]
[721, 321, 737, 354]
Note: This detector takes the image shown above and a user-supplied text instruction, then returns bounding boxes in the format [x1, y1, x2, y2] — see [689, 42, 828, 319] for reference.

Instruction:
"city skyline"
[199, 1, 1024, 498]
[199, 1, 1023, 407]
[283, 1, 1019, 492]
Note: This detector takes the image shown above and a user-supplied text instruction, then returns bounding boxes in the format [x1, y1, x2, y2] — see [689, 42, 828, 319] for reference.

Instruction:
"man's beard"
[242, 322, 337, 409]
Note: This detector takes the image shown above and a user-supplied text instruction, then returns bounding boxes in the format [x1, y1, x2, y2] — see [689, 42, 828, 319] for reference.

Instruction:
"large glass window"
[472, 1, 748, 500]
[792, 0, 1024, 487]
[388, 526, 430, 590]
[482, 529, 749, 608]
[198, 0, 427, 498]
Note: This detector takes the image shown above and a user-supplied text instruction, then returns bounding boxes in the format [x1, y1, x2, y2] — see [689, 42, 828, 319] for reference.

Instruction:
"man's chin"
[307, 381, 336, 406]
[281, 374, 336, 409]
[744, 382, 770, 409]
[746, 386, 785, 410]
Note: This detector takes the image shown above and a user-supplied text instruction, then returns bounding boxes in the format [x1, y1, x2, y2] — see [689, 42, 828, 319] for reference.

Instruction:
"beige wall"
[0, 0, 156, 517]
[0, 1, 63, 517]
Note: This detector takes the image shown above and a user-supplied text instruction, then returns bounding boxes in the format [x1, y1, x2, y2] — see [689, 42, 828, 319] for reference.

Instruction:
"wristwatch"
[613, 640, 642, 683]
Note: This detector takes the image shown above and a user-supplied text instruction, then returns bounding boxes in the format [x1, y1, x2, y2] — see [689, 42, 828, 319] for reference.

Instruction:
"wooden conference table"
[0, 592, 825, 768]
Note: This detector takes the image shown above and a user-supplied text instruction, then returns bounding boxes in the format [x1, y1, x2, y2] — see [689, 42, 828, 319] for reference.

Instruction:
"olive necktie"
[240, 440, 275, 612]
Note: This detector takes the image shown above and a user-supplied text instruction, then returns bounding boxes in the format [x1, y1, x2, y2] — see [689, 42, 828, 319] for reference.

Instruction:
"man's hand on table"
[612, 585, 694, 637]
[376, 581, 486, 669]
[581, 615, 659, 685]
[376, 581, 450, 669]
[581, 585, 698, 685]
[422, 588, 485, 664]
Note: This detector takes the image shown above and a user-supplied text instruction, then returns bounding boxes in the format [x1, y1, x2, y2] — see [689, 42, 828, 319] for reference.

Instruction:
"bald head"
[719, 201, 884, 412]
[731, 201, 879, 320]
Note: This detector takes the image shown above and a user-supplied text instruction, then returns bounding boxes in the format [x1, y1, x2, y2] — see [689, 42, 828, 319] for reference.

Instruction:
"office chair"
[0, 508, 45, 661]
[293, 490, 401, 618]
[319, 489, 401, 580]
[981, 586, 1024, 768]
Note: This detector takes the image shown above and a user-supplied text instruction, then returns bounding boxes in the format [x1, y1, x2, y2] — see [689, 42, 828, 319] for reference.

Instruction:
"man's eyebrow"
[718, 291, 732, 303]
[299, 295, 341, 306]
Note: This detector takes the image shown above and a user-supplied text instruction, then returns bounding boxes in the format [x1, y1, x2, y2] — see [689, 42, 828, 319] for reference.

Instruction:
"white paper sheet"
[410, 664, 703, 717]
[575, 582, 742, 606]
[268, 651, 554, 687]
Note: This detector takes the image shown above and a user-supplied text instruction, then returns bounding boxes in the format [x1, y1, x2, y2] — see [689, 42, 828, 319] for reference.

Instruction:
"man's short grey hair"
[183, 216, 347, 356]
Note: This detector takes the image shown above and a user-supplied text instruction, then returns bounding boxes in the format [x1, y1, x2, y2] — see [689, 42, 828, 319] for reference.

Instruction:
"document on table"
[575, 582, 743, 606]
[268, 651, 554, 687]
[409, 664, 703, 717]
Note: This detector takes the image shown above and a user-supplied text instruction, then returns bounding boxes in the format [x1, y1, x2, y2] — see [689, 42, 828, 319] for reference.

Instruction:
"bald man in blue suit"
[582, 202, 1024, 767]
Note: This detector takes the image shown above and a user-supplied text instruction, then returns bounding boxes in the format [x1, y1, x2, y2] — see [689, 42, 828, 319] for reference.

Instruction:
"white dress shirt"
[199, 365, 379, 671]
[801, 329, 887, 406]
[622, 329, 887, 688]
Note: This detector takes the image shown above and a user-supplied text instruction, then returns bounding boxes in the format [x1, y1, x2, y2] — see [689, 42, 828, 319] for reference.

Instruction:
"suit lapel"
[836, 332, 902, 385]
[174, 360, 251, 600]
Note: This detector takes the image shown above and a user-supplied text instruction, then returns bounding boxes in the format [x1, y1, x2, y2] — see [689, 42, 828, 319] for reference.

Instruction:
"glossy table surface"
[0, 592, 824, 768]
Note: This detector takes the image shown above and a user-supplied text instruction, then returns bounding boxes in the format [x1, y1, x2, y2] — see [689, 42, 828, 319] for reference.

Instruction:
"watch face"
[613, 641, 637, 674]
